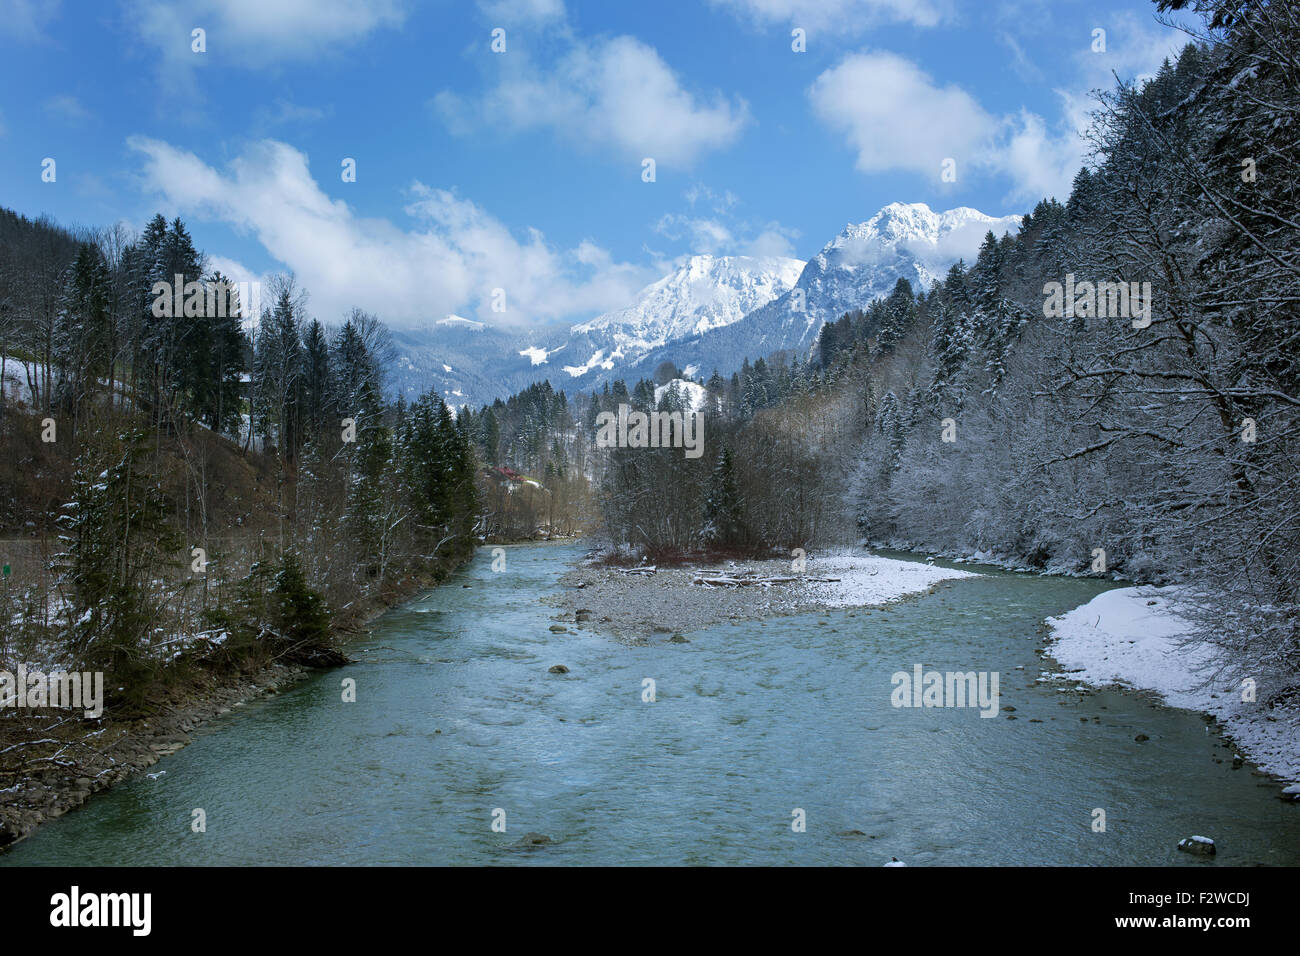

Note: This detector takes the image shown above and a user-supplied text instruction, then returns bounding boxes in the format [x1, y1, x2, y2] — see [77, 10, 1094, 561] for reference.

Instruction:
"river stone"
[1281, 784, 1300, 801]
[1177, 836, 1216, 856]
[575, 609, 593, 622]
[548, 664, 569, 674]
[652, 625, 672, 633]
[669, 633, 689, 643]
[516, 832, 554, 847]
[549, 624, 568, 633]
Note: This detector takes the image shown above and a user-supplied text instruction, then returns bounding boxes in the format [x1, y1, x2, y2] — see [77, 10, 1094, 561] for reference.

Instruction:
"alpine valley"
[389, 202, 1022, 406]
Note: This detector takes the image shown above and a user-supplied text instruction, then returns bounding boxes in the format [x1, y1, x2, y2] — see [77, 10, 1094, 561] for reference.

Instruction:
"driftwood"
[616, 566, 657, 575]
[693, 574, 840, 587]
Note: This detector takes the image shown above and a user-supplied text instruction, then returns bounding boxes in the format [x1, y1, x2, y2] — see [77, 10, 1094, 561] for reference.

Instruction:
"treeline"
[576, 362, 847, 558]
[0, 209, 478, 708]
[842, 0, 1298, 687]
[460, 381, 593, 539]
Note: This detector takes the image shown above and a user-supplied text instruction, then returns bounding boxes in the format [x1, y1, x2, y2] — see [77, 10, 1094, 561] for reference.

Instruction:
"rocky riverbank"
[0, 552, 473, 851]
[544, 549, 978, 644]
[0, 663, 311, 848]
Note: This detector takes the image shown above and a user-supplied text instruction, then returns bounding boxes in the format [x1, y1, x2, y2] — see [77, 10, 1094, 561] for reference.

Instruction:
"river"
[4, 543, 1297, 865]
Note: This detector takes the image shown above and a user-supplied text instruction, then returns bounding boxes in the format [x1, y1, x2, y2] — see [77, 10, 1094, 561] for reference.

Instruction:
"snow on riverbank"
[799, 552, 979, 609]
[1047, 586, 1300, 784]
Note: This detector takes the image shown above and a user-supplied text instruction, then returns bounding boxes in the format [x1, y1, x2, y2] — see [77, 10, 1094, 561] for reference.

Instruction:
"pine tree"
[703, 446, 745, 546]
[51, 426, 182, 697]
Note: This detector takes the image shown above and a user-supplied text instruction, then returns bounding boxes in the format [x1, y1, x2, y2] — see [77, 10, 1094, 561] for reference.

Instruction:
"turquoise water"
[4, 544, 1297, 865]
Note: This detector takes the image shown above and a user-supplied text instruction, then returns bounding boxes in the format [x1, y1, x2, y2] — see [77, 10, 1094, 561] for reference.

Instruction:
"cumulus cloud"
[810, 52, 996, 178]
[654, 183, 800, 259]
[127, 136, 653, 331]
[809, 18, 1189, 207]
[654, 213, 799, 259]
[436, 34, 749, 168]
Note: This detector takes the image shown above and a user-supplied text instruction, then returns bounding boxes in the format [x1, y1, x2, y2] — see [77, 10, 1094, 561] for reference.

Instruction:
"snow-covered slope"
[384, 203, 1021, 404]
[560, 254, 804, 379]
[1047, 586, 1300, 784]
[735, 202, 1022, 349]
[622, 202, 1022, 380]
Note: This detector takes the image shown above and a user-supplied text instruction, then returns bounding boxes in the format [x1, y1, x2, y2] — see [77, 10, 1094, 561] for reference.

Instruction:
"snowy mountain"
[388, 255, 803, 405]
[629, 203, 1023, 378]
[559, 254, 805, 378]
[385, 203, 1021, 405]
[791, 202, 1022, 337]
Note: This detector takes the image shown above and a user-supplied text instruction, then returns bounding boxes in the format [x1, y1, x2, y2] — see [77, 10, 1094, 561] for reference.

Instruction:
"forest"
[0, 210, 478, 710]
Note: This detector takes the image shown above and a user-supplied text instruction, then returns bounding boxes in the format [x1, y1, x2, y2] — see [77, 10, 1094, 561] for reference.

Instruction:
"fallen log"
[692, 575, 840, 586]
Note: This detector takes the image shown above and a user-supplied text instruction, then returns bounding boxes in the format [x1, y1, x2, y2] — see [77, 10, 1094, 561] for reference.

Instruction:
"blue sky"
[0, 0, 1191, 332]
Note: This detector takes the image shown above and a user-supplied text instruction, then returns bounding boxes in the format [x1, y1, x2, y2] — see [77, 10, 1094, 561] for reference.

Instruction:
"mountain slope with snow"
[625, 202, 1022, 379]
[385, 203, 1022, 404]
[559, 254, 804, 379]
[732, 202, 1022, 350]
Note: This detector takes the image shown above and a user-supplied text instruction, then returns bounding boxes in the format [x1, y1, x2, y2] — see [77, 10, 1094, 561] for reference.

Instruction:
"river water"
[4, 543, 1297, 865]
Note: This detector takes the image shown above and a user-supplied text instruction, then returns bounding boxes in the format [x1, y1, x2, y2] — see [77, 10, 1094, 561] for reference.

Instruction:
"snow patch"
[654, 379, 708, 412]
[520, 345, 562, 366]
[800, 552, 978, 609]
[436, 314, 485, 329]
[1047, 586, 1300, 784]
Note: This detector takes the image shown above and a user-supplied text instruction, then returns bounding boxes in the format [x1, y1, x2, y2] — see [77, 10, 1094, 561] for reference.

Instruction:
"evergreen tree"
[703, 446, 745, 546]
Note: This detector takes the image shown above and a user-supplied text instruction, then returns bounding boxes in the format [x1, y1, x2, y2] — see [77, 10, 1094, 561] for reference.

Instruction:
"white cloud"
[127, 136, 653, 331]
[708, 0, 948, 32]
[655, 214, 735, 253]
[809, 51, 996, 177]
[928, 213, 1023, 264]
[996, 108, 1084, 203]
[126, 0, 407, 69]
[1077, 12, 1190, 89]
[654, 211, 799, 259]
[437, 34, 749, 167]
[808, 29, 1188, 207]
[744, 225, 799, 258]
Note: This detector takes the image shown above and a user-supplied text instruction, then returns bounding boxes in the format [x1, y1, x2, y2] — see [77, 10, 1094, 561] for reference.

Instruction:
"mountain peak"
[833, 202, 1018, 252]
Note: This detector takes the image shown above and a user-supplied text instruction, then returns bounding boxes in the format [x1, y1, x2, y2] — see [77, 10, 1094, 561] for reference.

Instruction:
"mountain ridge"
[388, 202, 1023, 405]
